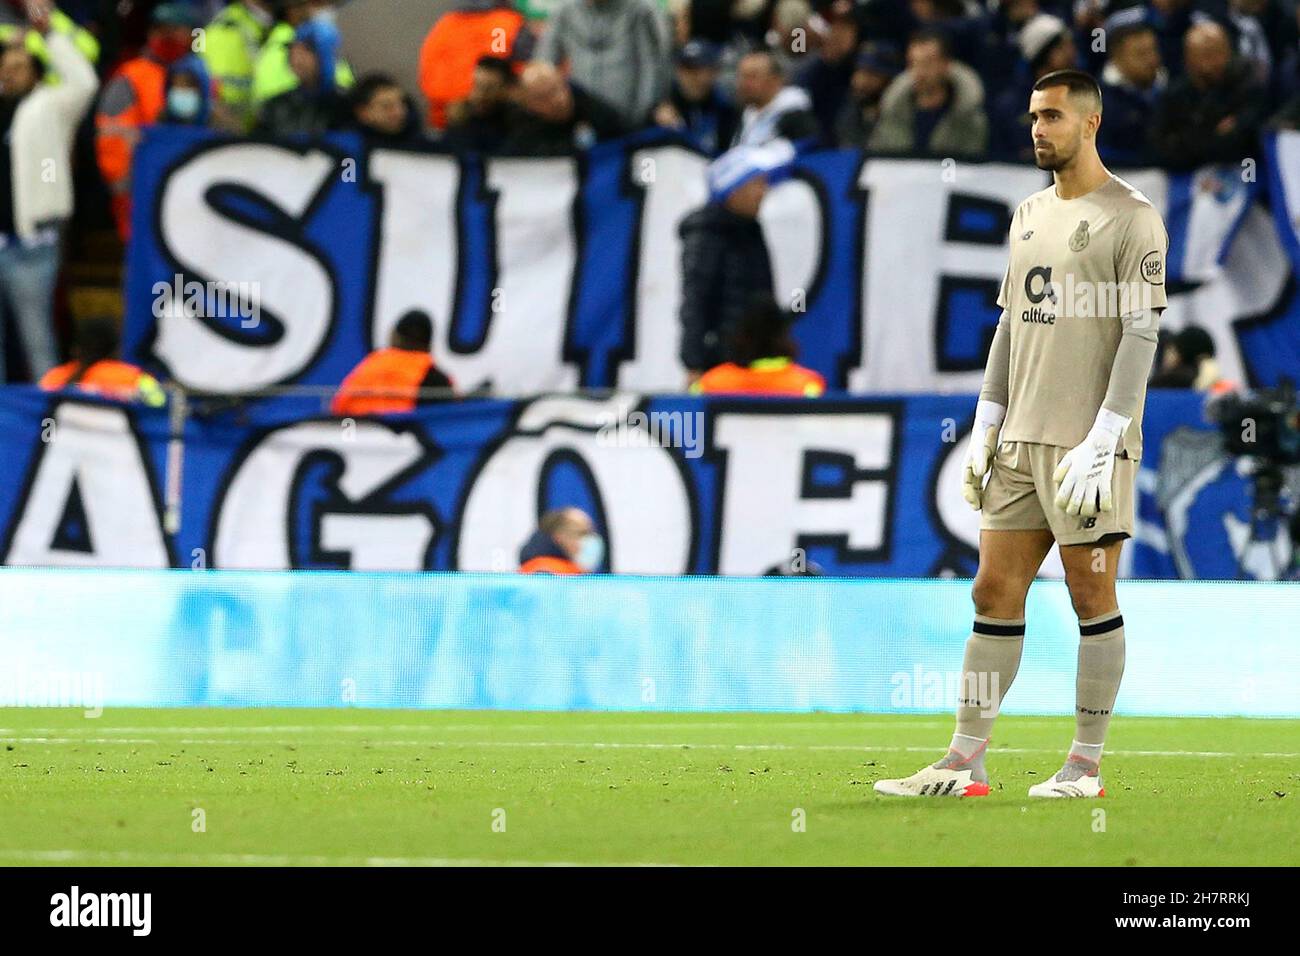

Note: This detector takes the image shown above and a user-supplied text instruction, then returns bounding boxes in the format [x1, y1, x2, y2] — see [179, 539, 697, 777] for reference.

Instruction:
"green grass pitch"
[0, 709, 1295, 866]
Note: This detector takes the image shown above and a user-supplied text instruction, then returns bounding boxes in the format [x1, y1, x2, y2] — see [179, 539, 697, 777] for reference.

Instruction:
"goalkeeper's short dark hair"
[1033, 69, 1103, 113]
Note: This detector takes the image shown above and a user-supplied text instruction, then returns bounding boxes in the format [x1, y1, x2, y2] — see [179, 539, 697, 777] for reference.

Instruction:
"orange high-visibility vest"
[418, 9, 525, 129]
[40, 359, 156, 400]
[331, 348, 443, 417]
[95, 57, 168, 239]
[694, 358, 826, 397]
[519, 555, 583, 575]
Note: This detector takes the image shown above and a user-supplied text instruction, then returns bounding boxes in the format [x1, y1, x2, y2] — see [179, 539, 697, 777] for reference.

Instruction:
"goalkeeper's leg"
[1028, 533, 1126, 798]
[875, 529, 1054, 797]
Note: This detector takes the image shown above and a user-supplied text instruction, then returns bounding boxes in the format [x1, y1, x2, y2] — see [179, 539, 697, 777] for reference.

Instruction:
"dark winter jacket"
[678, 204, 773, 372]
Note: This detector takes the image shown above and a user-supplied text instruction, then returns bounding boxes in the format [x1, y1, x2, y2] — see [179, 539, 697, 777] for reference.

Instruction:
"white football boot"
[1028, 758, 1105, 798]
[873, 762, 990, 798]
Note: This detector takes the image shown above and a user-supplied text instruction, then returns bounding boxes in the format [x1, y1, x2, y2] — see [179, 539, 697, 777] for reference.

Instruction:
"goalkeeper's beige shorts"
[979, 440, 1137, 546]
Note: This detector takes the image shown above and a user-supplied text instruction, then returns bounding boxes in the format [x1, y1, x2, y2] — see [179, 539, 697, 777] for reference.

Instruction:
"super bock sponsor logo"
[1140, 250, 1164, 284]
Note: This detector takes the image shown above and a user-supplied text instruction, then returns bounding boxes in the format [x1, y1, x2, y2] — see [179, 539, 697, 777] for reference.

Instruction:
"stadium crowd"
[0, 0, 1292, 393]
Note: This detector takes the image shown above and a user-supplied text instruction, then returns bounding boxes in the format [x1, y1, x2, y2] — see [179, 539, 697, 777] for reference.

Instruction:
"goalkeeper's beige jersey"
[996, 173, 1168, 460]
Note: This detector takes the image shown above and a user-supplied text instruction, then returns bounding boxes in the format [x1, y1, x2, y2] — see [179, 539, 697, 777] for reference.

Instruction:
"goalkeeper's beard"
[1033, 139, 1080, 172]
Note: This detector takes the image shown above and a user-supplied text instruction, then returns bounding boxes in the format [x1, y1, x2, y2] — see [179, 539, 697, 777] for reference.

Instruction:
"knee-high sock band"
[954, 614, 1025, 742]
[1075, 609, 1125, 748]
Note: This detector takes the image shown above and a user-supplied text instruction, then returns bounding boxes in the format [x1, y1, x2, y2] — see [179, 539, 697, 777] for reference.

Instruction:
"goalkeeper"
[875, 70, 1167, 799]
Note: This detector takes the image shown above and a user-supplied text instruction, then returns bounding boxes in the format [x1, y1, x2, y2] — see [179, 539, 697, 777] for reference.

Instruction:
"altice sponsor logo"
[50, 886, 151, 936]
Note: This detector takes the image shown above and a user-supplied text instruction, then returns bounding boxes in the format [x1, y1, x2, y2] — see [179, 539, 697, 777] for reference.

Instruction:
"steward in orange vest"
[518, 507, 602, 574]
[95, 5, 203, 239]
[691, 297, 826, 397]
[418, 1, 532, 130]
[331, 311, 455, 417]
[39, 317, 165, 406]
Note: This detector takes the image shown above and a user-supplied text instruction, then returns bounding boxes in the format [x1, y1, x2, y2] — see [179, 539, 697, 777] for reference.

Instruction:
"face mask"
[167, 87, 202, 121]
[575, 533, 605, 572]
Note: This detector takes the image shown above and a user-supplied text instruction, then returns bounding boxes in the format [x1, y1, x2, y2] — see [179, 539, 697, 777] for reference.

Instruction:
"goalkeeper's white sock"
[1070, 740, 1104, 766]
[932, 732, 989, 783]
[1075, 609, 1125, 756]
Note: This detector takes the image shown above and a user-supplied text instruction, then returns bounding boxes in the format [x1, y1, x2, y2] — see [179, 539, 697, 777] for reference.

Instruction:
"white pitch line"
[0, 849, 682, 867]
[1, 737, 1295, 758]
[0, 720, 953, 735]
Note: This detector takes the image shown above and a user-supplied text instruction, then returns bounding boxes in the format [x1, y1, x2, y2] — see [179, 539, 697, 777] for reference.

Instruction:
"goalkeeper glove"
[1052, 407, 1131, 517]
[961, 400, 1005, 511]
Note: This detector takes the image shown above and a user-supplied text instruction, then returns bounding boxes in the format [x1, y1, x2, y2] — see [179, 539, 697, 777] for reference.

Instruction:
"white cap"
[1019, 13, 1070, 65]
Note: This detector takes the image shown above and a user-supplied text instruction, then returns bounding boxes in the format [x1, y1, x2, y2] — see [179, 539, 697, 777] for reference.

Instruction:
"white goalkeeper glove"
[1052, 408, 1131, 517]
[961, 400, 1006, 511]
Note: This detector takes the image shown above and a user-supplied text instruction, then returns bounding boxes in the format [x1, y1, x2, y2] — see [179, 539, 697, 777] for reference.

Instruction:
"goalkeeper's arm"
[961, 311, 1011, 510]
[1100, 309, 1160, 423]
[979, 310, 1011, 408]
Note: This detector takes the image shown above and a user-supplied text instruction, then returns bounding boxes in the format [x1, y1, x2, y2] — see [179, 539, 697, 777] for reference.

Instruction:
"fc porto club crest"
[1068, 220, 1090, 251]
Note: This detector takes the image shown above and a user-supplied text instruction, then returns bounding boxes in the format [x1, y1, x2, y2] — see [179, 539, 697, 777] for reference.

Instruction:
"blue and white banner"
[0, 388, 1293, 579]
[124, 128, 1300, 395]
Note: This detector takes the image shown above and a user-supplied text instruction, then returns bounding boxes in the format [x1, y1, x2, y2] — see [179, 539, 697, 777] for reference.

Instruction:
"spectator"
[990, 13, 1076, 162]
[688, 0, 768, 49]
[444, 56, 518, 153]
[331, 311, 456, 418]
[0, 3, 96, 384]
[868, 29, 988, 158]
[1144, 0, 1195, 78]
[499, 61, 630, 154]
[1149, 325, 1237, 394]
[255, 17, 345, 137]
[905, 0, 1002, 83]
[39, 317, 165, 406]
[348, 73, 422, 146]
[651, 39, 738, 155]
[95, 3, 201, 240]
[732, 48, 819, 146]
[691, 296, 825, 396]
[252, 0, 354, 109]
[766, 0, 813, 79]
[1097, 13, 1165, 166]
[0, 5, 99, 70]
[680, 0, 767, 97]
[793, 2, 859, 143]
[1243, 0, 1300, 99]
[1150, 21, 1266, 169]
[835, 42, 902, 148]
[988, 0, 1051, 89]
[1224, 0, 1274, 89]
[418, 0, 533, 131]
[678, 139, 795, 382]
[518, 507, 603, 574]
[202, 0, 277, 131]
[160, 54, 214, 127]
[535, 0, 669, 127]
